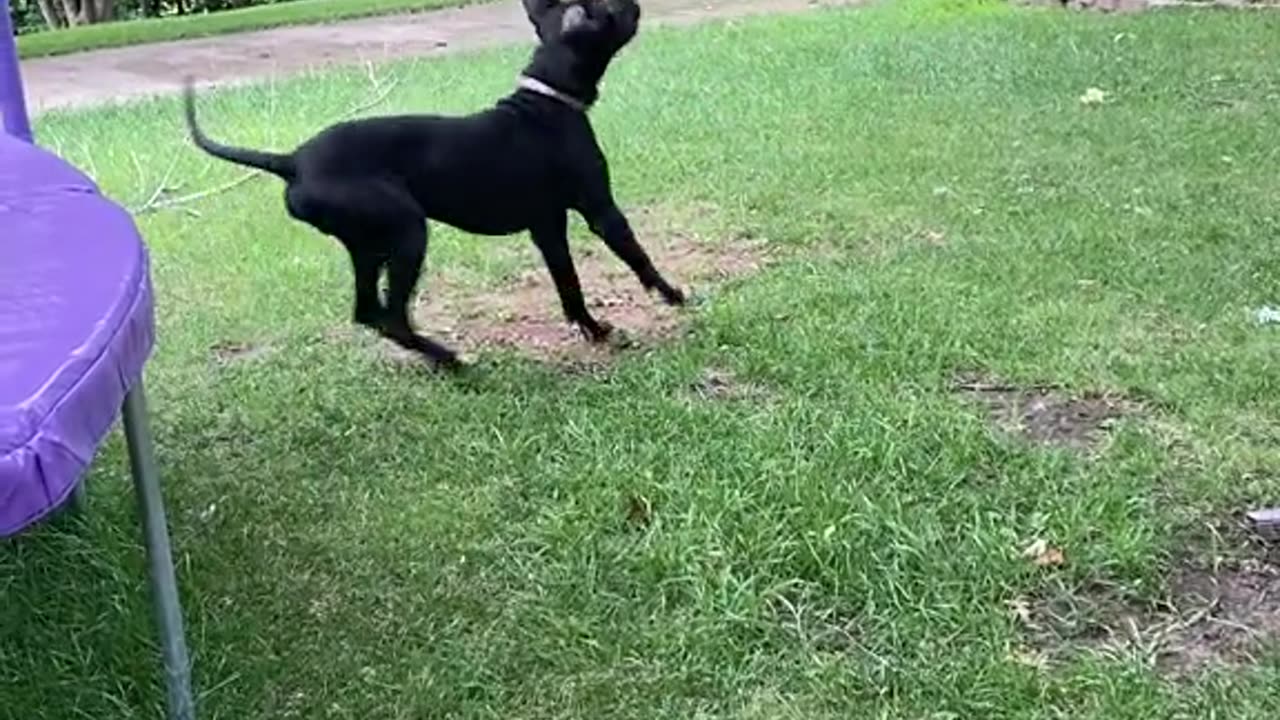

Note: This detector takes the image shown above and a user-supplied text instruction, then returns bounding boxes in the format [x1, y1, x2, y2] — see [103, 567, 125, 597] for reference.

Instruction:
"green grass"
[5, 0, 1280, 717]
[15, 0, 484, 59]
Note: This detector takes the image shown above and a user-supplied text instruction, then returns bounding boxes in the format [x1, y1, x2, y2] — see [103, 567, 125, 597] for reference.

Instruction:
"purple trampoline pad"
[0, 132, 156, 537]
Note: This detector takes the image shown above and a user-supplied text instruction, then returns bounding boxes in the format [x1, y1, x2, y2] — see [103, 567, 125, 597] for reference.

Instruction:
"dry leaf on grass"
[1007, 597, 1035, 626]
[1021, 538, 1066, 567]
[1080, 87, 1109, 106]
[1008, 647, 1048, 670]
[1008, 645, 1049, 666]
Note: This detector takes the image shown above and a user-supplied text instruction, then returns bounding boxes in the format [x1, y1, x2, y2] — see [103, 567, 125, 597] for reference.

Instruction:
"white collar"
[516, 75, 589, 112]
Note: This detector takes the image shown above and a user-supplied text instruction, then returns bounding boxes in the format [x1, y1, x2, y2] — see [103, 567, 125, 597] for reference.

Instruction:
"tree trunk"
[36, 0, 68, 28]
[92, 0, 114, 23]
[53, 0, 114, 25]
[57, 0, 84, 25]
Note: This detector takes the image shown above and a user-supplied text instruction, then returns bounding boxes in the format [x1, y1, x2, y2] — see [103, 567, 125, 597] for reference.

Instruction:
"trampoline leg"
[69, 480, 88, 514]
[122, 381, 196, 720]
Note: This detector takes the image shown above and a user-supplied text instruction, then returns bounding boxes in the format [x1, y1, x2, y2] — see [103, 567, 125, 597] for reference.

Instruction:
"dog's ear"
[522, 0, 558, 25]
[606, 0, 641, 19]
[606, 0, 641, 42]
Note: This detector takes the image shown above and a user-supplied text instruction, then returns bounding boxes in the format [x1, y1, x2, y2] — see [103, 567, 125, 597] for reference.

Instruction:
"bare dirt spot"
[210, 339, 273, 365]
[951, 371, 1138, 451]
[1161, 556, 1280, 675]
[1014, 0, 1151, 11]
[1015, 531, 1280, 678]
[687, 367, 774, 403]
[1015, 0, 1279, 11]
[387, 204, 772, 367]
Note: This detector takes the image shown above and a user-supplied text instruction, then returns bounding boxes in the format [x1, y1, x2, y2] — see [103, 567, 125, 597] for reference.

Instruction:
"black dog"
[183, 0, 686, 370]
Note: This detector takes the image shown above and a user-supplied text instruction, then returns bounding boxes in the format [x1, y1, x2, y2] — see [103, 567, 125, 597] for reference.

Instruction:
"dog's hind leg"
[530, 214, 613, 342]
[349, 251, 385, 329]
[287, 180, 460, 371]
[380, 223, 463, 371]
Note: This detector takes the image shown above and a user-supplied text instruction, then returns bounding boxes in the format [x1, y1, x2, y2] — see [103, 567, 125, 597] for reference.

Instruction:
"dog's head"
[520, 0, 642, 107]
[525, 0, 640, 49]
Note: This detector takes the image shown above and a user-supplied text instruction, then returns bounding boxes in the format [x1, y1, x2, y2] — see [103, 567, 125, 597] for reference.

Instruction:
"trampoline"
[1, 3, 195, 718]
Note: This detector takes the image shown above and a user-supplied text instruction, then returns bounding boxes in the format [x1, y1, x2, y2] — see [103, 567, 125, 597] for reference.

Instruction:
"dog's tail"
[182, 77, 296, 181]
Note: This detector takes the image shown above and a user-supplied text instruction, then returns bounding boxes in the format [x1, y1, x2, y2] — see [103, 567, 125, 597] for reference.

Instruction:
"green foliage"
[12, 0, 480, 56]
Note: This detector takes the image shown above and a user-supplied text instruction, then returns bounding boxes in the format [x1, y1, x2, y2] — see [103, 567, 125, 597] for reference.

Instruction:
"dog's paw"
[681, 288, 707, 308]
[660, 285, 688, 307]
[419, 347, 467, 374]
[581, 319, 615, 344]
[605, 328, 636, 350]
[435, 354, 468, 373]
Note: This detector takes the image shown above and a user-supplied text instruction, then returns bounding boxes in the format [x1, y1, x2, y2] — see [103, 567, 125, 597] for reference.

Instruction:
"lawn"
[14, 0, 484, 59]
[3, 0, 1280, 718]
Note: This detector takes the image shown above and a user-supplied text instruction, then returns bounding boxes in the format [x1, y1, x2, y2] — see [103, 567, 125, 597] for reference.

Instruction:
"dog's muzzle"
[517, 75, 589, 112]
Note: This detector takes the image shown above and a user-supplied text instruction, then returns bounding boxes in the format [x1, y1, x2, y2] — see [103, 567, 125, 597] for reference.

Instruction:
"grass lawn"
[14, 0, 484, 59]
[4, 0, 1280, 717]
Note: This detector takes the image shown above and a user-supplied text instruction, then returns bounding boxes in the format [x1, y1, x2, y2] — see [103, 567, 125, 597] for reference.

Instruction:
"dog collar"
[517, 75, 589, 113]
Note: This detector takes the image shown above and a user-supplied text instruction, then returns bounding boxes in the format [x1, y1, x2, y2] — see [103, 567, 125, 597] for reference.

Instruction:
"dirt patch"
[210, 339, 274, 364]
[951, 371, 1138, 451]
[1014, 0, 1151, 10]
[399, 205, 771, 367]
[1016, 534, 1280, 677]
[1015, 0, 1279, 11]
[686, 367, 774, 403]
[1161, 556, 1280, 675]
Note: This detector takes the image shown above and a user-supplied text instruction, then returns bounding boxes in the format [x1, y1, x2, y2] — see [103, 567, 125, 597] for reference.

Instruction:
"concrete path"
[22, 0, 855, 114]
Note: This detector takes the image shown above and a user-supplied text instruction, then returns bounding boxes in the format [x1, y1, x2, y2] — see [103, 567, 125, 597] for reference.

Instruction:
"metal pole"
[0, 0, 34, 142]
[122, 381, 196, 720]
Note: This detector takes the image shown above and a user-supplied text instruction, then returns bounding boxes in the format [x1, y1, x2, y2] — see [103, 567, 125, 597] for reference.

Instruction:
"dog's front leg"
[581, 200, 686, 307]
[530, 214, 613, 342]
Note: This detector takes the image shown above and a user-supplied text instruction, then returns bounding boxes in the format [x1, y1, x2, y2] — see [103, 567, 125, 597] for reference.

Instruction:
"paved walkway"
[22, 0, 855, 114]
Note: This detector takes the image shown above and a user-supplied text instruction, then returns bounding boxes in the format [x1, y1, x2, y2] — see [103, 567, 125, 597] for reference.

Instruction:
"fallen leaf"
[1021, 538, 1047, 559]
[1079, 87, 1109, 106]
[1037, 546, 1065, 566]
[1251, 305, 1280, 326]
[1020, 538, 1066, 567]
[1009, 647, 1048, 670]
[1006, 597, 1034, 626]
